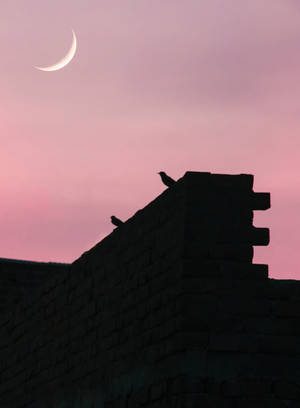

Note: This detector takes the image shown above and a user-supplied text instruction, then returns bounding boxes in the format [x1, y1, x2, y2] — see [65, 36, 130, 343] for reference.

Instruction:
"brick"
[258, 335, 299, 353]
[240, 378, 272, 396]
[272, 300, 300, 317]
[150, 382, 165, 400]
[183, 392, 233, 408]
[222, 380, 242, 397]
[235, 397, 287, 408]
[272, 380, 300, 400]
[209, 333, 259, 352]
[218, 296, 271, 316]
[177, 376, 205, 394]
[209, 244, 253, 262]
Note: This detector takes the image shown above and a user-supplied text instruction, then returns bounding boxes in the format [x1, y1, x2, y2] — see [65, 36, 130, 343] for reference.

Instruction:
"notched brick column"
[181, 171, 270, 280]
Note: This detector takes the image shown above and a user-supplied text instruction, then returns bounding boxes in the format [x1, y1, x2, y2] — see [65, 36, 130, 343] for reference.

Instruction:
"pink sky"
[1, 0, 300, 279]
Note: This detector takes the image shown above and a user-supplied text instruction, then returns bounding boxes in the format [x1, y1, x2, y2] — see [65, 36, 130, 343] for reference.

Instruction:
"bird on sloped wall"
[158, 171, 176, 187]
[111, 216, 124, 227]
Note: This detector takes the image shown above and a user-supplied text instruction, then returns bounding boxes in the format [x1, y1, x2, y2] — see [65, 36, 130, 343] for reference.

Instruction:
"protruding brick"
[251, 192, 271, 210]
[250, 227, 270, 246]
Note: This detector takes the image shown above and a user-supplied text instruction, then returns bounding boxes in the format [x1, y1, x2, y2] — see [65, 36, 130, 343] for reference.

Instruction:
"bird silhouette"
[158, 171, 176, 187]
[111, 216, 124, 227]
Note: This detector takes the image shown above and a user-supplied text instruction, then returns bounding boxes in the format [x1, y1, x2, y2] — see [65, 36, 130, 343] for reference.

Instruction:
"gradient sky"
[1, 0, 300, 279]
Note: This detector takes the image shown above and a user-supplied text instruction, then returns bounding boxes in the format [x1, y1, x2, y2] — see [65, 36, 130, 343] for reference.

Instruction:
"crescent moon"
[35, 29, 77, 72]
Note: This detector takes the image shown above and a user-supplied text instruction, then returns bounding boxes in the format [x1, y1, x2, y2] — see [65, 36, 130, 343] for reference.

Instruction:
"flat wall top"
[0, 257, 69, 266]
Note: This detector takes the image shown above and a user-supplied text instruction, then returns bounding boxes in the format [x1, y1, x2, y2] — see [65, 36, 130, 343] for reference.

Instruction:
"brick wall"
[0, 171, 299, 407]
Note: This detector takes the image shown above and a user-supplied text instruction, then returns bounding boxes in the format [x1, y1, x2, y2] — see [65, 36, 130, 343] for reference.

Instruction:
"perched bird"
[158, 171, 176, 187]
[111, 215, 124, 227]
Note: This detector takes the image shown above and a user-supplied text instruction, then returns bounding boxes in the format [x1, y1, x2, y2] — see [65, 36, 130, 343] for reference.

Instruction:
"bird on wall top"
[158, 171, 176, 187]
[111, 216, 124, 227]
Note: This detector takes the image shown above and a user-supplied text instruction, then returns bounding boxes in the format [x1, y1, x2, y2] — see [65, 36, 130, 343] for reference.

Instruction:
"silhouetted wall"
[0, 258, 69, 311]
[0, 171, 299, 407]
